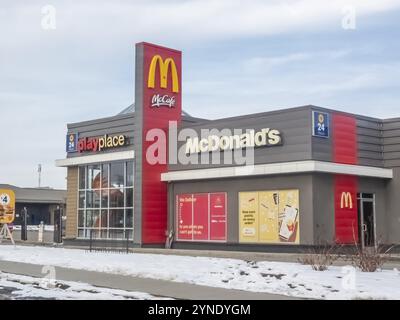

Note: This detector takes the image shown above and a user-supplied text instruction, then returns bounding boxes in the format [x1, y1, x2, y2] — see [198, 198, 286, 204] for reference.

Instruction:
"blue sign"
[66, 133, 78, 152]
[312, 111, 330, 138]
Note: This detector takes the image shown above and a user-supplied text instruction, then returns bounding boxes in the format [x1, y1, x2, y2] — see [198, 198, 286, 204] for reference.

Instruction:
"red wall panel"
[332, 113, 359, 244]
[334, 175, 359, 244]
[332, 113, 357, 165]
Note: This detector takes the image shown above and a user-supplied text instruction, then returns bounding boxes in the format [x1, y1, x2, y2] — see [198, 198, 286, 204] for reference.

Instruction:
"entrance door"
[357, 193, 376, 248]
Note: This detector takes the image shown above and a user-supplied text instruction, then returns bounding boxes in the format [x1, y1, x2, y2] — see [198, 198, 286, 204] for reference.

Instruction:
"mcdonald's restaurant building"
[56, 42, 400, 251]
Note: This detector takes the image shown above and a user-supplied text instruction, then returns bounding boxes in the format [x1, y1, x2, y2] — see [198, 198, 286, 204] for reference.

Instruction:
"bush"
[347, 242, 393, 272]
[298, 242, 342, 271]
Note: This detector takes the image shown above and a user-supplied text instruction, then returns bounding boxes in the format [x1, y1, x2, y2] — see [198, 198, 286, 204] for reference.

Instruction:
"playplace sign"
[76, 134, 128, 153]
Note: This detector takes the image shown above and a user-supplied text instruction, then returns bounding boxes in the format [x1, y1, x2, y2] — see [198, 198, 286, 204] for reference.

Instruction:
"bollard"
[38, 221, 45, 243]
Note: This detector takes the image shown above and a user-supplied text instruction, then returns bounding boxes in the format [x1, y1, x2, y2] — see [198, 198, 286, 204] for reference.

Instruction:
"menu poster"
[239, 189, 300, 244]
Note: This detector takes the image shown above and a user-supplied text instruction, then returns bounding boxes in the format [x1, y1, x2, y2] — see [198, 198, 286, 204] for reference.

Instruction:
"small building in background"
[0, 184, 66, 226]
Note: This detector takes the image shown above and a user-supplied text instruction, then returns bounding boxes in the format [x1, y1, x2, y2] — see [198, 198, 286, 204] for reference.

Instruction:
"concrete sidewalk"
[0, 260, 298, 300]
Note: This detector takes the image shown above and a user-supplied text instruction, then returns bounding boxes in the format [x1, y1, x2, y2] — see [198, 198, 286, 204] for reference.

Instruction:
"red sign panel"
[334, 175, 358, 244]
[210, 193, 227, 241]
[193, 194, 209, 241]
[332, 113, 359, 244]
[138, 43, 182, 244]
[176, 192, 227, 242]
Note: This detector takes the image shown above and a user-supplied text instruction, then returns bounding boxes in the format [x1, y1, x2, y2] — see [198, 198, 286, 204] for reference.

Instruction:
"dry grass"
[298, 242, 342, 271]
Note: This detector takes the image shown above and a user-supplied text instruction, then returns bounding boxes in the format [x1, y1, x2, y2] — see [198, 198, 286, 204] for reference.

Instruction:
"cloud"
[0, 1, 400, 188]
[243, 50, 352, 71]
[2, 0, 400, 47]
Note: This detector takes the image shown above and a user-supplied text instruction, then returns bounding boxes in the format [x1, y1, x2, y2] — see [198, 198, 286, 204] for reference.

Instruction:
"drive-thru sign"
[0, 189, 15, 224]
[0, 189, 16, 245]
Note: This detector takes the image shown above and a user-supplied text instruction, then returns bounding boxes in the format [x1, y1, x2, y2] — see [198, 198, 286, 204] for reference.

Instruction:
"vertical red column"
[135, 43, 182, 244]
[332, 113, 358, 244]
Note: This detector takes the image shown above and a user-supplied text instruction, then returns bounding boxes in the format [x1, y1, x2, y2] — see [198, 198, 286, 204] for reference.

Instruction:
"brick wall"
[65, 167, 78, 238]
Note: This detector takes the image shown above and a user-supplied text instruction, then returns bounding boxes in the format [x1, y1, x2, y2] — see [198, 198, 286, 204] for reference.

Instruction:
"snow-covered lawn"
[0, 271, 171, 300]
[0, 245, 399, 299]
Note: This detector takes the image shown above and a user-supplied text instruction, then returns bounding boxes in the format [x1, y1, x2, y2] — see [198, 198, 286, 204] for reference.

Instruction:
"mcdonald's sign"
[134, 42, 182, 244]
[340, 191, 353, 209]
[147, 55, 179, 93]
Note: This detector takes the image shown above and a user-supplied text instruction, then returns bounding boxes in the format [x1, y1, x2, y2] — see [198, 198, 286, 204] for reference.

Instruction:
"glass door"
[357, 193, 376, 248]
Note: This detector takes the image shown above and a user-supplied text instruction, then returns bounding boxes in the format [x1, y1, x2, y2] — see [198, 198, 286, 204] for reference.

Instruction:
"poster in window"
[259, 191, 279, 242]
[193, 193, 209, 240]
[278, 190, 300, 243]
[176, 192, 227, 242]
[239, 192, 259, 242]
[210, 193, 226, 241]
[177, 194, 193, 240]
[239, 190, 300, 244]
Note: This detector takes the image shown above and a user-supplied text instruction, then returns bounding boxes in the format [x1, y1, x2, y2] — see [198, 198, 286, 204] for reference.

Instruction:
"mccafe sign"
[147, 54, 179, 109]
[151, 94, 176, 108]
[77, 134, 128, 153]
[185, 128, 282, 154]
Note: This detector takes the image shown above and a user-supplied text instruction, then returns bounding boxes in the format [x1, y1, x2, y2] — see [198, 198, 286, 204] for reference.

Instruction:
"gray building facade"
[57, 104, 400, 250]
[55, 42, 399, 251]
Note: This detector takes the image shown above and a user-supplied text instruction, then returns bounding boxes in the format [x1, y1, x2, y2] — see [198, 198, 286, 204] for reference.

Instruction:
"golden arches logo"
[340, 192, 353, 209]
[147, 55, 179, 93]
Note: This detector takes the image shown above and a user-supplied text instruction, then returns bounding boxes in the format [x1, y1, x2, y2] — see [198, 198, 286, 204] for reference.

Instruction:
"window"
[77, 161, 134, 240]
[176, 193, 227, 242]
[238, 189, 300, 244]
[79, 167, 86, 189]
[126, 161, 134, 187]
[110, 162, 124, 188]
[87, 165, 101, 190]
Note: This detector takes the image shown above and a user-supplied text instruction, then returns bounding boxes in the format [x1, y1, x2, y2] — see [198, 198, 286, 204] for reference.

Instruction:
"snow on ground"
[0, 245, 399, 299]
[0, 271, 172, 300]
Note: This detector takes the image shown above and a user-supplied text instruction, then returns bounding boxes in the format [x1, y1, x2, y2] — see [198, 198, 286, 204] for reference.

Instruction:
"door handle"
[362, 224, 367, 232]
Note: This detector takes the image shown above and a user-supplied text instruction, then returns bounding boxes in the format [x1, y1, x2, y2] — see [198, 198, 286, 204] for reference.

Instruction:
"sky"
[1, 0, 400, 189]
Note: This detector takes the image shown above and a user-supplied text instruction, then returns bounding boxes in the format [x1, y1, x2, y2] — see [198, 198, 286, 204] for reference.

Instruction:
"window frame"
[77, 161, 134, 240]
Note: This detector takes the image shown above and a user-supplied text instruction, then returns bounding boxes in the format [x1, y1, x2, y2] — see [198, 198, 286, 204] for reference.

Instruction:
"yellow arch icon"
[147, 55, 179, 93]
[340, 192, 353, 209]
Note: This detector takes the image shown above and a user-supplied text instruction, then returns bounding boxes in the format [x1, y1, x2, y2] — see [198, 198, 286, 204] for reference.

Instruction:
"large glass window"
[77, 161, 134, 240]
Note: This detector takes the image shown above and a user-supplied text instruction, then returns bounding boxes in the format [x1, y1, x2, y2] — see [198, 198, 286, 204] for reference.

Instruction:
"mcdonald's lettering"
[340, 192, 353, 209]
[147, 55, 179, 93]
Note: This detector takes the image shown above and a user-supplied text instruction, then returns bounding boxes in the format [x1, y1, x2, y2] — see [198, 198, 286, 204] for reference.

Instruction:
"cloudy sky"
[1, 0, 400, 189]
